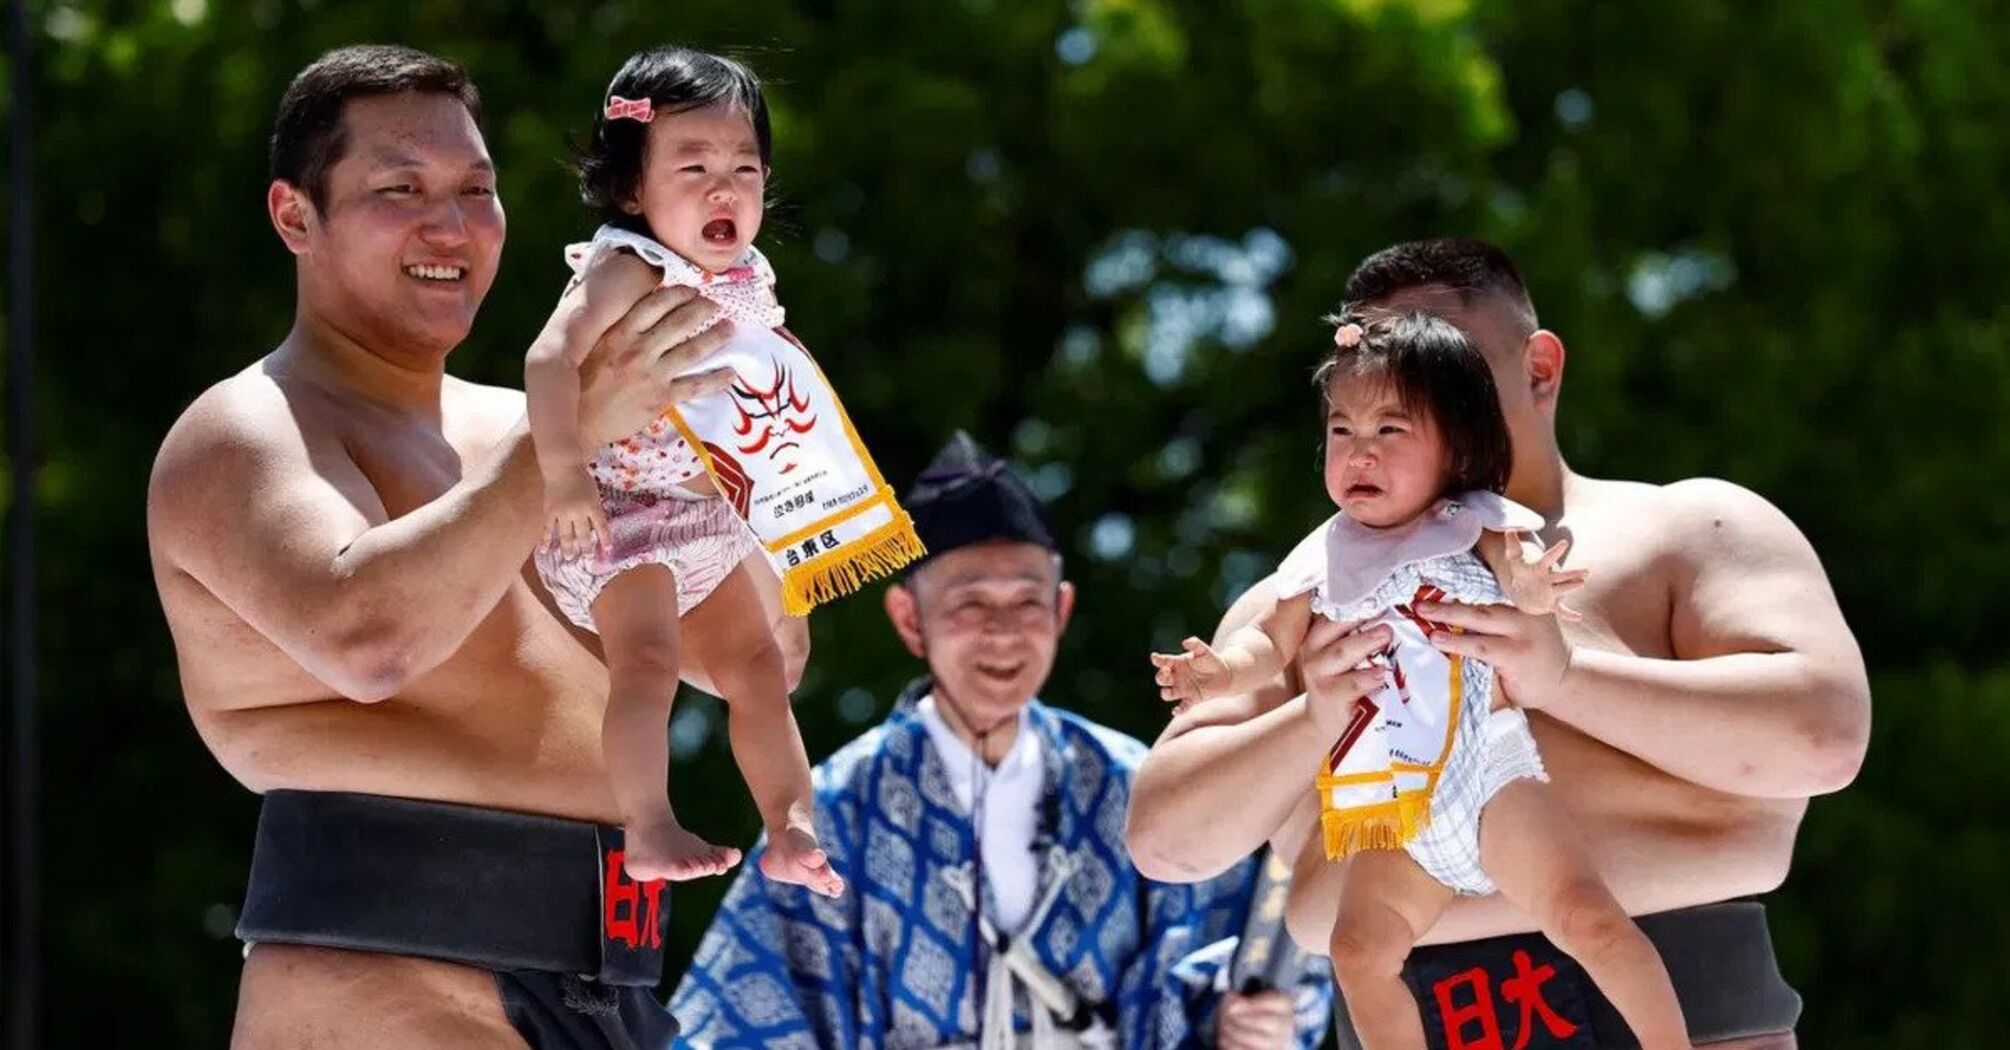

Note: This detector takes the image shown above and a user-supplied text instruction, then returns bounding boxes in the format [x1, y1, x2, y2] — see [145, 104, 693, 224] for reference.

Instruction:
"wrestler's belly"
[234, 944, 528, 1050]
[185, 587, 622, 825]
[1283, 724, 1804, 951]
[197, 693, 618, 822]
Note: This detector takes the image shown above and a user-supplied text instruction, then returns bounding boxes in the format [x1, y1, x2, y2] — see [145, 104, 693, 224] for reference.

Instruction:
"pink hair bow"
[605, 95, 654, 123]
[1334, 322, 1364, 348]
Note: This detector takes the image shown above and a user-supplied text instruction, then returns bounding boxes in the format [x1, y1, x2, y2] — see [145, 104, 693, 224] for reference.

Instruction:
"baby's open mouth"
[1345, 483, 1384, 499]
[701, 219, 738, 246]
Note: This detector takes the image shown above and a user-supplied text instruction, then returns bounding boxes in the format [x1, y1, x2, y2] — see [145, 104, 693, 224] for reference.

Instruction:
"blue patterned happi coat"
[670, 685, 1331, 1049]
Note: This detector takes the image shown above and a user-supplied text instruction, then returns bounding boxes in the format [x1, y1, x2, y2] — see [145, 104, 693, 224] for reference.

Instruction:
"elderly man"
[670, 433, 1332, 1048]
[1125, 239, 1869, 1049]
[147, 45, 804, 1049]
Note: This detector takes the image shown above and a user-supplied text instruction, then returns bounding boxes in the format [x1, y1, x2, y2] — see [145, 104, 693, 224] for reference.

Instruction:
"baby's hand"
[1151, 637, 1233, 709]
[544, 468, 610, 560]
[1494, 528, 1589, 622]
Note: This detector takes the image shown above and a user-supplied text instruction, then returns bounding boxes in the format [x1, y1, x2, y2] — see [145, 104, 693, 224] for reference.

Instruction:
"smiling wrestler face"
[884, 541, 1076, 733]
[272, 90, 504, 360]
[622, 101, 766, 274]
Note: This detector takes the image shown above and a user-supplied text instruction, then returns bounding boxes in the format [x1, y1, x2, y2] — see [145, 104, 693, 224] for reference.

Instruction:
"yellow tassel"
[1397, 791, 1432, 839]
[1321, 805, 1402, 861]
[1319, 792, 1436, 861]
[779, 519, 927, 615]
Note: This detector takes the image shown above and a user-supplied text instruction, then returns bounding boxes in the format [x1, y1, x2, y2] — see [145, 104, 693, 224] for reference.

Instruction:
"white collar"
[1276, 490, 1545, 609]
[561, 225, 786, 330]
[916, 695, 1042, 799]
[915, 695, 1046, 932]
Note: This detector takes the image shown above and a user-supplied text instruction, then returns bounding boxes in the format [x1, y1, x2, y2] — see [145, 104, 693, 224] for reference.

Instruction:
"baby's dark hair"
[575, 46, 772, 230]
[1313, 311, 1513, 497]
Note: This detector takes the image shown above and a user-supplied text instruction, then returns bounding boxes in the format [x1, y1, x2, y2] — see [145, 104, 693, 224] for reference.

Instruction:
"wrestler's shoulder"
[1577, 473, 1809, 561]
[151, 365, 311, 490]
[1659, 475, 1795, 520]
[1576, 473, 1787, 522]
[442, 374, 528, 435]
[164, 359, 287, 426]
[443, 373, 525, 405]
[1040, 704, 1150, 777]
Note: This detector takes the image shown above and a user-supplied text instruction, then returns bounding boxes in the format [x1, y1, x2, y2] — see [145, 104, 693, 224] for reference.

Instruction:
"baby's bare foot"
[759, 822, 845, 898]
[622, 818, 741, 882]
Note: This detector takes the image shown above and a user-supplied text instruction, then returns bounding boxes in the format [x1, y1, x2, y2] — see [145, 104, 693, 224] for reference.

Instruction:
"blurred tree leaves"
[2, 0, 2003, 1044]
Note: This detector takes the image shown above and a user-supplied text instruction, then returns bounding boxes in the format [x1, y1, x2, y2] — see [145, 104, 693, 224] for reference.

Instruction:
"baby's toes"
[800, 852, 844, 897]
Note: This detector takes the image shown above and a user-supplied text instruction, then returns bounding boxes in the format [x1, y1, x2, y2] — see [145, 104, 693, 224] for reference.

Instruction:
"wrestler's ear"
[268, 179, 316, 255]
[1524, 329, 1566, 410]
[884, 582, 927, 659]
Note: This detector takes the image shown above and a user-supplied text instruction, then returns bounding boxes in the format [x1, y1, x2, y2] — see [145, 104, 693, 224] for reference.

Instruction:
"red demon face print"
[730, 360, 819, 474]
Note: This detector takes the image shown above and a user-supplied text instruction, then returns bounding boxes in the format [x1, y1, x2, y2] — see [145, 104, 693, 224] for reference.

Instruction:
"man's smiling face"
[885, 541, 1074, 730]
[286, 90, 504, 360]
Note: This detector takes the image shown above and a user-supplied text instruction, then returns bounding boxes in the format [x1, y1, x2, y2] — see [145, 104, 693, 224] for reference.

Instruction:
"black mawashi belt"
[1332, 899, 1802, 1049]
[236, 790, 668, 986]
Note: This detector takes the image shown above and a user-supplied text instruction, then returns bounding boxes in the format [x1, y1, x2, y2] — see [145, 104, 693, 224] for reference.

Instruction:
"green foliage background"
[2, 0, 2004, 1045]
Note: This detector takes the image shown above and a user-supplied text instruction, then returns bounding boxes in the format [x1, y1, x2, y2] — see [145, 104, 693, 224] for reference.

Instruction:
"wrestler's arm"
[1562, 479, 1868, 794]
[1127, 576, 1390, 882]
[148, 391, 547, 703]
[1434, 479, 1870, 798]
[152, 273, 731, 704]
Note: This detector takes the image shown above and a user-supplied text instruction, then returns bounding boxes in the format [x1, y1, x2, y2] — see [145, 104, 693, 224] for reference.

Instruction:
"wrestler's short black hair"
[576, 46, 772, 230]
[1341, 238, 1538, 332]
[1314, 311, 1513, 498]
[269, 45, 481, 212]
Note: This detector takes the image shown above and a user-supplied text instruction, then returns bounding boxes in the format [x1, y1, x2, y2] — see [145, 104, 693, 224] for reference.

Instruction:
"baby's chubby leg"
[1479, 781, 1691, 1050]
[738, 551, 811, 691]
[590, 564, 742, 882]
[1328, 848, 1454, 1050]
[660, 548, 808, 697]
[682, 564, 843, 898]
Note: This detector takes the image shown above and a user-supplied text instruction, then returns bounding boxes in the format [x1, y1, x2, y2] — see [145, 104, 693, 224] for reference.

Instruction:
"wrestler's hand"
[1215, 988, 1296, 1050]
[1418, 599, 1574, 710]
[543, 467, 610, 560]
[577, 280, 737, 447]
[1150, 637, 1231, 709]
[1296, 616, 1395, 739]
[1493, 528, 1589, 622]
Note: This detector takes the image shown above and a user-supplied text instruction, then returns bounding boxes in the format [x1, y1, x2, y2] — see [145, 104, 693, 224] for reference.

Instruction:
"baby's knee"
[1327, 912, 1410, 982]
[775, 617, 811, 692]
[605, 630, 681, 680]
[1546, 879, 1631, 958]
[710, 632, 788, 704]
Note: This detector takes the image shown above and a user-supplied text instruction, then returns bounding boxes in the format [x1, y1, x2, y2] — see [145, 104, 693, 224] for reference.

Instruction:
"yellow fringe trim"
[1320, 792, 1434, 861]
[779, 518, 926, 616]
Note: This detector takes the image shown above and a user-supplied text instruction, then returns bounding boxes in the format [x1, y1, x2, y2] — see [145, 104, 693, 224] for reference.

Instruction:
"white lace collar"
[1276, 490, 1545, 610]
